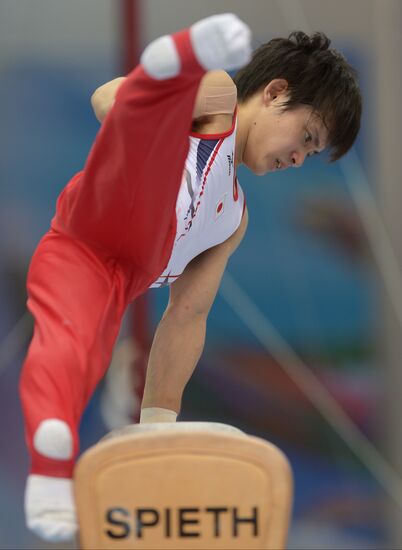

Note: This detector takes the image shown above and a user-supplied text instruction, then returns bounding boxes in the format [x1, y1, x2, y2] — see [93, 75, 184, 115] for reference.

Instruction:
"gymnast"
[19, 13, 361, 541]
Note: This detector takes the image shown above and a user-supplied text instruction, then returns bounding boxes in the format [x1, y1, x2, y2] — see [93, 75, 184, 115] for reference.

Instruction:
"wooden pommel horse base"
[74, 422, 292, 549]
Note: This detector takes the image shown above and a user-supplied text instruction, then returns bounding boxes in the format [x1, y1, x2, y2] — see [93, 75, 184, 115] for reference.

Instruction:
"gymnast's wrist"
[140, 407, 178, 423]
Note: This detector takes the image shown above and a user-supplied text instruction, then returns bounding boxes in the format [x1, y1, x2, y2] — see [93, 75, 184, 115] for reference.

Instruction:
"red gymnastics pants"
[20, 30, 206, 478]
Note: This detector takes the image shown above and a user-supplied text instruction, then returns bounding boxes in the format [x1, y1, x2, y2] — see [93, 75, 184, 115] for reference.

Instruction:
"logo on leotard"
[215, 193, 227, 220]
[227, 151, 234, 176]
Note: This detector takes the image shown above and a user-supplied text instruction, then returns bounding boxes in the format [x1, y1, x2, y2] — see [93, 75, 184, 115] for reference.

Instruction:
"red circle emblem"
[233, 175, 239, 201]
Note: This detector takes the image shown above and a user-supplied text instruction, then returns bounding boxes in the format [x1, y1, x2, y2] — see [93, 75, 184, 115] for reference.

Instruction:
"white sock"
[140, 13, 252, 80]
[140, 407, 178, 423]
[140, 35, 181, 80]
[190, 13, 252, 71]
[25, 474, 77, 542]
[33, 418, 73, 459]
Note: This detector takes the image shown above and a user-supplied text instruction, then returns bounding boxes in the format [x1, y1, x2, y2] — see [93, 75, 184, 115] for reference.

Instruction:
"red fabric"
[20, 28, 205, 477]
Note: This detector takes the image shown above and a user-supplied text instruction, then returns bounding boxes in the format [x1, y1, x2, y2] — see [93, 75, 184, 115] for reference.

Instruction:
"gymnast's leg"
[20, 13, 252, 542]
[20, 231, 130, 539]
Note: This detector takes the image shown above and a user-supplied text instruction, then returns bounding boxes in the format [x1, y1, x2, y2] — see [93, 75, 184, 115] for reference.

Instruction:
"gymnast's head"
[233, 31, 362, 175]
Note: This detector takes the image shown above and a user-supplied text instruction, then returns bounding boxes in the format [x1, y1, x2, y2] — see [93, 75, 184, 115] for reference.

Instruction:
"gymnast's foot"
[140, 13, 252, 79]
[25, 474, 77, 542]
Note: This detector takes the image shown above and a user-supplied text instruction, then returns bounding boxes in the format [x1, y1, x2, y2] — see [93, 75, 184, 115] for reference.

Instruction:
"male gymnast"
[19, 13, 361, 541]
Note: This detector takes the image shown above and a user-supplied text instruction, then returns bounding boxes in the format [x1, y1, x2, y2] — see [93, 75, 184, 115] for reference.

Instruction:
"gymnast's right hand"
[25, 474, 78, 542]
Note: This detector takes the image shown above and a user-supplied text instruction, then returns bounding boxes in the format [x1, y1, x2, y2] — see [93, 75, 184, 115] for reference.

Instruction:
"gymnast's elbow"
[91, 76, 126, 123]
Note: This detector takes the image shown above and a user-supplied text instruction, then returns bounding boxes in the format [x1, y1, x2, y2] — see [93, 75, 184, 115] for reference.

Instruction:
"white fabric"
[190, 13, 252, 71]
[140, 14, 252, 79]
[33, 418, 73, 460]
[25, 474, 77, 542]
[100, 338, 139, 430]
[150, 118, 244, 288]
[140, 407, 178, 423]
[140, 35, 181, 80]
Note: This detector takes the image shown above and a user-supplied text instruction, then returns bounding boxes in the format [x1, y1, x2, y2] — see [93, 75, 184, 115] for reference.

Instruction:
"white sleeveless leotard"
[150, 116, 245, 288]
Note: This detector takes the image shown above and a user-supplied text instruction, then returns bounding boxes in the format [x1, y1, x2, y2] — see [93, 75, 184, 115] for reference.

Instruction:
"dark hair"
[234, 31, 362, 161]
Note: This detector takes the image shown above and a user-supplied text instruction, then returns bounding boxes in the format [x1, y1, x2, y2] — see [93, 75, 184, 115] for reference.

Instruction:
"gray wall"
[142, 0, 373, 53]
[0, 0, 373, 67]
[0, 0, 118, 68]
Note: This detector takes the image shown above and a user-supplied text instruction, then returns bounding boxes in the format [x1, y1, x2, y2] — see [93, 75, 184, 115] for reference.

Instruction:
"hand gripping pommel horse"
[74, 422, 293, 549]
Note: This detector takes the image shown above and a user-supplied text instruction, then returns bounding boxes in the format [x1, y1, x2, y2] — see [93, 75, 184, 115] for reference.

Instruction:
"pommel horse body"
[74, 423, 292, 549]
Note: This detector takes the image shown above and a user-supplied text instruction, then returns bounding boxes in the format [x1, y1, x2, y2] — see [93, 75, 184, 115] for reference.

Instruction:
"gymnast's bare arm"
[91, 70, 237, 125]
[90, 68, 241, 414]
[141, 207, 248, 413]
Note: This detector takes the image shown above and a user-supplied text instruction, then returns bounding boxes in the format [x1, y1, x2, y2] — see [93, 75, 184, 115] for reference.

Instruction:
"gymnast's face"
[239, 79, 328, 176]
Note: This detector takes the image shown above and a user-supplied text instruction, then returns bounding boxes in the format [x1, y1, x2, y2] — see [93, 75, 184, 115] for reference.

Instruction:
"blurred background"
[1, 0, 402, 548]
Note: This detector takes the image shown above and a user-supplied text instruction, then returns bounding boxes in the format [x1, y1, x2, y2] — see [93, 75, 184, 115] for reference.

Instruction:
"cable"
[220, 271, 402, 510]
[340, 151, 402, 332]
[277, 0, 402, 337]
[273, 0, 402, 507]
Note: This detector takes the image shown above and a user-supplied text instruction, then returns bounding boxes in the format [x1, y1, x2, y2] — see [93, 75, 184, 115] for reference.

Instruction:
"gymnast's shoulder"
[191, 71, 237, 134]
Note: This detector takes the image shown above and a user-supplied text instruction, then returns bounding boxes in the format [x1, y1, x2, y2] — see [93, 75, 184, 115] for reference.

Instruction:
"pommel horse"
[74, 423, 292, 549]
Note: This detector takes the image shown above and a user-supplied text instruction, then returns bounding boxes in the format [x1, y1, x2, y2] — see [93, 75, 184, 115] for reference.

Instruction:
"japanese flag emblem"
[215, 193, 227, 220]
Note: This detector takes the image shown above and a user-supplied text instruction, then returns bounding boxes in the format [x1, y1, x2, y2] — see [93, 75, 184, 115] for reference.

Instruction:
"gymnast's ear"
[262, 79, 289, 106]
